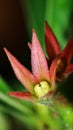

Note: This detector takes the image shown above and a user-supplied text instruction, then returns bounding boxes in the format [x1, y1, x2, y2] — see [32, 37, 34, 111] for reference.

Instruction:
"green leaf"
[0, 76, 11, 92]
[21, 0, 46, 50]
[0, 92, 34, 115]
[0, 112, 10, 130]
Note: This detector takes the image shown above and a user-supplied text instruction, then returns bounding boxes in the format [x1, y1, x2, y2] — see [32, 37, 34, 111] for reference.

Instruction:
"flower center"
[34, 81, 51, 98]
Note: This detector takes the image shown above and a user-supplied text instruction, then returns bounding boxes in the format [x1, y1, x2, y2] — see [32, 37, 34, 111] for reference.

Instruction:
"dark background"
[0, 0, 31, 83]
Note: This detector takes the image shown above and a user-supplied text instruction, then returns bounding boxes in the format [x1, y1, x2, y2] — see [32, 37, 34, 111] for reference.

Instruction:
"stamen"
[57, 59, 65, 74]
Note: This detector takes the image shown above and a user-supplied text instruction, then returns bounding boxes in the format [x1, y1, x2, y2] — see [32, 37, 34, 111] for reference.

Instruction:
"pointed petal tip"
[45, 20, 49, 26]
[45, 21, 51, 30]
[45, 20, 47, 23]
[3, 47, 8, 54]
[60, 37, 73, 64]
[4, 47, 38, 93]
[32, 29, 37, 40]
[7, 92, 35, 101]
[31, 28, 50, 81]
[28, 42, 32, 50]
[32, 29, 36, 33]
[32, 29, 39, 42]
[3, 47, 11, 59]
[4, 48, 13, 64]
[45, 21, 60, 59]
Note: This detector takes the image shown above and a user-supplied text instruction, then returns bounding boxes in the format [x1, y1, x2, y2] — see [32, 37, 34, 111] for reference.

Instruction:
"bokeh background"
[0, 0, 73, 130]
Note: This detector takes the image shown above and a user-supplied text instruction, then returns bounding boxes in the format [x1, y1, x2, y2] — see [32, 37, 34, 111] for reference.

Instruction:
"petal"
[28, 42, 32, 50]
[4, 48, 38, 93]
[60, 37, 73, 64]
[50, 58, 58, 87]
[45, 21, 60, 59]
[31, 30, 50, 82]
[8, 92, 35, 101]
[64, 64, 73, 75]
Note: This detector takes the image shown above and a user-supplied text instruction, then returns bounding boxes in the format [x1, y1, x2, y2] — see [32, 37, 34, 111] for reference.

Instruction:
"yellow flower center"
[34, 81, 51, 98]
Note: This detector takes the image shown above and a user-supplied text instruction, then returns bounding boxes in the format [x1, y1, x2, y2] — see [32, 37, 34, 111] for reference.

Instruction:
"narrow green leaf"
[0, 112, 10, 130]
[0, 76, 11, 92]
[0, 92, 34, 115]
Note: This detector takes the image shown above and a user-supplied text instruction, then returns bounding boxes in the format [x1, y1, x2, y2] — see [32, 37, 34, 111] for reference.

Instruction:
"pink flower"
[45, 21, 73, 81]
[4, 30, 58, 102]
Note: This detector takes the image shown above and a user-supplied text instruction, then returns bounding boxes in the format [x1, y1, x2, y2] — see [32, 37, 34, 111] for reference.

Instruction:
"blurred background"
[0, 0, 73, 130]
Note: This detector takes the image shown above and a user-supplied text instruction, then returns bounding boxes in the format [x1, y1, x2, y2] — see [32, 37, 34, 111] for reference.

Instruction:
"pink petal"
[60, 37, 73, 64]
[4, 48, 38, 93]
[8, 92, 35, 101]
[64, 64, 73, 75]
[45, 21, 60, 59]
[50, 58, 58, 87]
[28, 42, 32, 50]
[31, 30, 50, 82]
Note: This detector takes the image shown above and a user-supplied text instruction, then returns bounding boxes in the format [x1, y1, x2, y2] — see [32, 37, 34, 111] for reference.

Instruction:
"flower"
[45, 21, 73, 81]
[4, 30, 58, 102]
